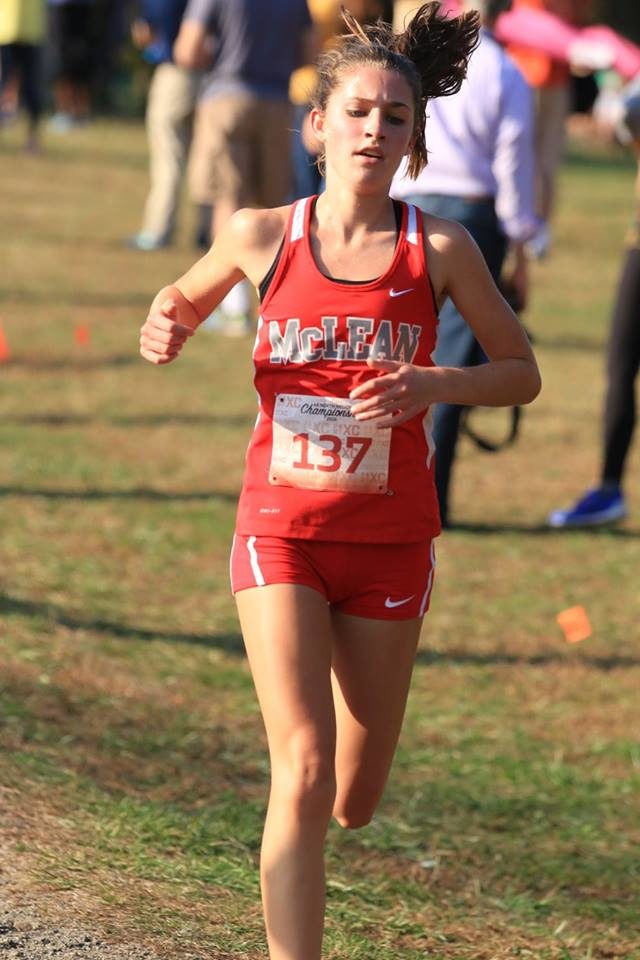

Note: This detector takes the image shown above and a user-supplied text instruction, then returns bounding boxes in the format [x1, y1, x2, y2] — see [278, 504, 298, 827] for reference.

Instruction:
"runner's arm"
[350, 220, 540, 425]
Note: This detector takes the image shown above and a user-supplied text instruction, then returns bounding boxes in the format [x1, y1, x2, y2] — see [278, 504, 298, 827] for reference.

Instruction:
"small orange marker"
[556, 606, 592, 644]
[74, 323, 91, 347]
[0, 324, 10, 362]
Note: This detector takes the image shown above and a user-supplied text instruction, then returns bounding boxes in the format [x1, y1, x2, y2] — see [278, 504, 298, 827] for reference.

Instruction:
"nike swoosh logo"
[384, 595, 416, 608]
[389, 287, 413, 298]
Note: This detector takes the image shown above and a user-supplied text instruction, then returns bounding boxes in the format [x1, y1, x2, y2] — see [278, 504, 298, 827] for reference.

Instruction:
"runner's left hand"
[349, 357, 433, 427]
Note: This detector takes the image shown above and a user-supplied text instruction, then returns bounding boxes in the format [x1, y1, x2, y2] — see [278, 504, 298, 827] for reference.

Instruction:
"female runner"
[139, 5, 541, 958]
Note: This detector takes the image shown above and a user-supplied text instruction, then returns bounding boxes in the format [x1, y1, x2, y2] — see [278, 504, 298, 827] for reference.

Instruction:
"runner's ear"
[308, 107, 327, 145]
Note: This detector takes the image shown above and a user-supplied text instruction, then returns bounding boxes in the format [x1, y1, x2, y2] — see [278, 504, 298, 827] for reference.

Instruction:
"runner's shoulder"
[225, 205, 292, 254]
[421, 213, 479, 299]
[422, 212, 473, 255]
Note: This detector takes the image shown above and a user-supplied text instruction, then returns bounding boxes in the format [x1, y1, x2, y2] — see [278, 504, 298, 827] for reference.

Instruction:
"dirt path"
[0, 906, 159, 960]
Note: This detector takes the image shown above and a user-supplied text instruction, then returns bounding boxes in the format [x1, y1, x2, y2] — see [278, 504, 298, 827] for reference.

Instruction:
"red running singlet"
[235, 196, 441, 543]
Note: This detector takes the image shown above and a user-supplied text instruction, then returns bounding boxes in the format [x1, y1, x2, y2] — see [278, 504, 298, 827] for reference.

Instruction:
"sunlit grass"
[1, 119, 639, 960]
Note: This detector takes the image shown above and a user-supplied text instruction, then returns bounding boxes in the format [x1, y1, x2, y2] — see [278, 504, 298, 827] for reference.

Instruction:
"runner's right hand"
[139, 298, 197, 365]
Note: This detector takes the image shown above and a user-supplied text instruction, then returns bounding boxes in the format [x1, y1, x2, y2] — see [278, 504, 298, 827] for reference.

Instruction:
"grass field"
[1, 118, 639, 960]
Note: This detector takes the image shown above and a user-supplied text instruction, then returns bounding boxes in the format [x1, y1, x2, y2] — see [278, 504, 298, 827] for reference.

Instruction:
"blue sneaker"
[548, 486, 627, 528]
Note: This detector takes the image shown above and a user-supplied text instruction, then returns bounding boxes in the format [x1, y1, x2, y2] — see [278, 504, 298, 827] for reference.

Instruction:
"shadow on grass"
[1, 355, 138, 370]
[414, 646, 640, 671]
[4, 591, 639, 670]
[447, 521, 640, 539]
[0, 485, 237, 502]
[0, 289, 151, 307]
[1, 592, 244, 655]
[4, 413, 254, 428]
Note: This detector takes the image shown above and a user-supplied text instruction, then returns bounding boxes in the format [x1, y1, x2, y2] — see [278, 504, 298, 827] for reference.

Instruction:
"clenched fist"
[139, 294, 199, 365]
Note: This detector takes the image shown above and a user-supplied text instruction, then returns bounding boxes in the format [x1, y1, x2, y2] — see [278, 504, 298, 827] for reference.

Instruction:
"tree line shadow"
[0, 485, 237, 502]
[0, 591, 243, 655]
[3, 590, 639, 671]
[447, 520, 640, 539]
[4, 412, 254, 427]
[0, 289, 151, 307]
[2, 354, 138, 370]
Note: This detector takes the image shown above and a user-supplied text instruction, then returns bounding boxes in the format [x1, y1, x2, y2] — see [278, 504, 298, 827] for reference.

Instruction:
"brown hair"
[312, 3, 480, 178]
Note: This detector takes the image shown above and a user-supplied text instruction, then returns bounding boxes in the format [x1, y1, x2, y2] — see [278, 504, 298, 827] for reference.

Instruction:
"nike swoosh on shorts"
[384, 595, 416, 608]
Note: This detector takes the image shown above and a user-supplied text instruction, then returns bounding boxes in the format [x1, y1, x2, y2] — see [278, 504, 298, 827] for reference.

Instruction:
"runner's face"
[314, 66, 415, 192]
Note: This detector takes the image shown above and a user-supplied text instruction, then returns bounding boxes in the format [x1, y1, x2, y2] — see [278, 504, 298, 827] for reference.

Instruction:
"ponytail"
[395, 3, 480, 100]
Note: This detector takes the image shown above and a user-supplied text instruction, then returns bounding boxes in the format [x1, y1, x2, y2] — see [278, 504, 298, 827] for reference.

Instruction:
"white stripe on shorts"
[246, 535, 266, 587]
[419, 541, 436, 615]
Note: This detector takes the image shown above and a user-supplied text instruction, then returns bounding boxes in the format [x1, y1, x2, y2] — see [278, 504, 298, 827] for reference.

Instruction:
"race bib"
[269, 393, 390, 494]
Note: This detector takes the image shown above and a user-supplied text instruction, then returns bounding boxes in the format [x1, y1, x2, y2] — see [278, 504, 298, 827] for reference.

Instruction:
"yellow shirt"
[0, 0, 46, 44]
[289, 0, 343, 107]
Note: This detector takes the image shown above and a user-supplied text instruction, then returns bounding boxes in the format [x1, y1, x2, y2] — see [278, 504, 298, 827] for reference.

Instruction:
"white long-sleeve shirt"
[392, 29, 538, 243]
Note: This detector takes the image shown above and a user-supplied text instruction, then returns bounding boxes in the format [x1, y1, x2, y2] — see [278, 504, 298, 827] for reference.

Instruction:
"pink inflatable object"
[579, 26, 640, 81]
[439, 0, 640, 81]
[494, 7, 578, 62]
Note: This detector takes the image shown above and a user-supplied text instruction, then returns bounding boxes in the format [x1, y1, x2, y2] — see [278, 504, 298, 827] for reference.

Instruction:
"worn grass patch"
[1, 119, 639, 959]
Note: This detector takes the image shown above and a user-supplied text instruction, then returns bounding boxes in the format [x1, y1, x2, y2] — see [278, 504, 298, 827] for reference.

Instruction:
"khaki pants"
[141, 62, 200, 240]
[188, 92, 292, 210]
[534, 84, 570, 220]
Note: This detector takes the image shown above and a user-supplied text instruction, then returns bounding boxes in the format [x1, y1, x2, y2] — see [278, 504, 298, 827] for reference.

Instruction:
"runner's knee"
[272, 740, 336, 820]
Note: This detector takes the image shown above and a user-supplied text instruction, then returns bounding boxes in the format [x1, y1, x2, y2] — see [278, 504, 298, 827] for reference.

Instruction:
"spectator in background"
[392, 0, 537, 528]
[0, 0, 45, 152]
[507, 0, 592, 257]
[289, 0, 392, 201]
[128, 1, 202, 252]
[289, 0, 342, 200]
[173, 0, 316, 334]
[548, 81, 640, 528]
[47, 0, 96, 131]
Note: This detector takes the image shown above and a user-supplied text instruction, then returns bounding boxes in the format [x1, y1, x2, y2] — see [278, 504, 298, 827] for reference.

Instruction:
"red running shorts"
[230, 535, 436, 621]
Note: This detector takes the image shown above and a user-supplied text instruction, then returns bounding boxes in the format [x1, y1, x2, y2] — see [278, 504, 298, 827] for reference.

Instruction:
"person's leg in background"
[0, 43, 44, 152]
[548, 245, 640, 528]
[258, 98, 293, 210]
[188, 93, 255, 332]
[601, 246, 640, 489]
[130, 62, 199, 250]
[200, 94, 292, 334]
[406, 194, 507, 526]
[0, 45, 19, 124]
[528, 84, 570, 259]
[49, 1, 93, 131]
[17, 42, 44, 152]
[429, 301, 479, 527]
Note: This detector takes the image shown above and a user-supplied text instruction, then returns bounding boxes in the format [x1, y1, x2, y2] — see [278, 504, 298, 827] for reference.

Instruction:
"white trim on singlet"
[290, 197, 309, 242]
[419, 540, 436, 615]
[422, 406, 436, 469]
[422, 345, 437, 467]
[247, 535, 266, 586]
[406, 204, 418, 245]
[229, 534, 237, 591]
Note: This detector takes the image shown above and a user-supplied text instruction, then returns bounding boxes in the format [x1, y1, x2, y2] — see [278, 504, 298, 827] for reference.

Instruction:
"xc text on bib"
[269, 394, 390, 494]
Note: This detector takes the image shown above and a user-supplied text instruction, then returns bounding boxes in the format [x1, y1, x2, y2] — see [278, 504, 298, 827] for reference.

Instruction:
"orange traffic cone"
[0, 324, 11, 362]
[74, 323, 91, 347]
